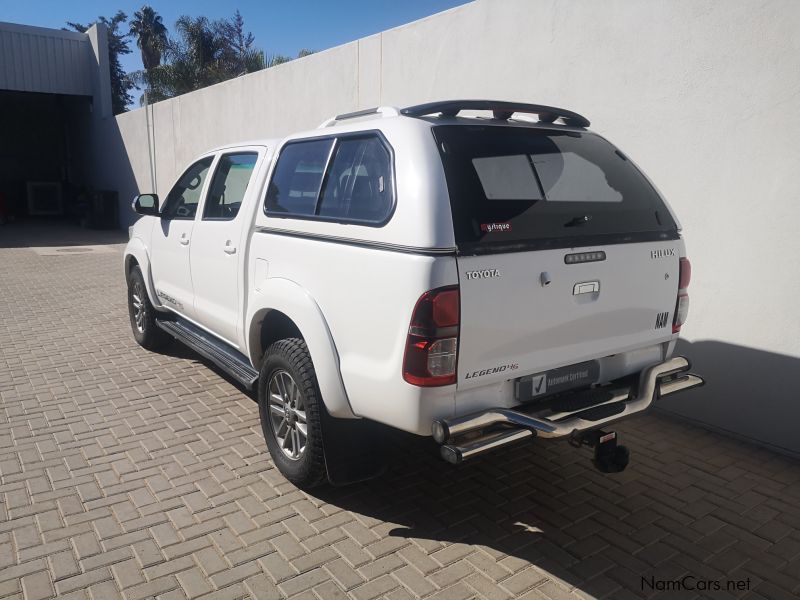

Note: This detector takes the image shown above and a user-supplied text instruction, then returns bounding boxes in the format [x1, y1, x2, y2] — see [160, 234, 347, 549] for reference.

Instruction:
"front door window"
[161, 157, 214, 220]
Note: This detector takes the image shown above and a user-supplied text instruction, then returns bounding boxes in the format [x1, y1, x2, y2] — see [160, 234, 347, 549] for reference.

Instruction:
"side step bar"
[433, 356, 704, 464]
[156, 318, 259, 389]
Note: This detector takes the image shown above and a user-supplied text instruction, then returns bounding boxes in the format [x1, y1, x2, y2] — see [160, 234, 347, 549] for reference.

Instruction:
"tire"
[258, 338, 327, 489]
[127, 265, 171, 350]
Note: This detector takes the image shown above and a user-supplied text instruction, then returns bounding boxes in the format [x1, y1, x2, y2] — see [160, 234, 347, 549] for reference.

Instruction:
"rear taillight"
[678, 256, 692, 289]
[673, 258, 691, 333]
[403, 286, 459, 386]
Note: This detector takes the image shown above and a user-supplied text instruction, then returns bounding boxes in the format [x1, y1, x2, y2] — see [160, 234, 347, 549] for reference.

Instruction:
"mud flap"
[321, 410, 387, 486]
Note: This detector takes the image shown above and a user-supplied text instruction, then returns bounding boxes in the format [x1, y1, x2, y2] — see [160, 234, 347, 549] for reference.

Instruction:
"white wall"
[93, 0, 800, 454]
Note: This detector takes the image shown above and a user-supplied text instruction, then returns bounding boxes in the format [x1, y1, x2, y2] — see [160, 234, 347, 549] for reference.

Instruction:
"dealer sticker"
[516, 360, 600, 401]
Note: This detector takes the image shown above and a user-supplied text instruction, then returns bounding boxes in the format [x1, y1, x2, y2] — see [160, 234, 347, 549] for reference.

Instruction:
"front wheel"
[127, 265, 171, 350]
[258, 338, 327, 489]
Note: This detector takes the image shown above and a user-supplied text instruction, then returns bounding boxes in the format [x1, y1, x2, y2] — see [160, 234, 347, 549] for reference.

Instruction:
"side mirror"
[132, 193, 159, 216]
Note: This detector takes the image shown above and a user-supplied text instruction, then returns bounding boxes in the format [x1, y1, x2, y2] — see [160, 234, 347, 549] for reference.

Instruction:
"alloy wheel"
[131, 282, 145, 333]
[268, 370, 308, 460]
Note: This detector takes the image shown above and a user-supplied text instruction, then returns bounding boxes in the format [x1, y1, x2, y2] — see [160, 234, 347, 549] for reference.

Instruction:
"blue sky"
[2, 0, 471, 77]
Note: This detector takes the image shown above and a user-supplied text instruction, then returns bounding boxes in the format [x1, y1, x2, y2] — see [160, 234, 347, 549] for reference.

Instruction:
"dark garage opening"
[0, 89, 117, 231]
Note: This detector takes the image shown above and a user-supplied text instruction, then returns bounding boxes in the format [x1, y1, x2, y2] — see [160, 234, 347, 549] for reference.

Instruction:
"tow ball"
[571, 430, 630, 473]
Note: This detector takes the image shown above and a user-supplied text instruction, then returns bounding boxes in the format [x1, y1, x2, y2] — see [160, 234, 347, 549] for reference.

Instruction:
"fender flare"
[123, 238, 163, 309]
[246, 278, 355, 419]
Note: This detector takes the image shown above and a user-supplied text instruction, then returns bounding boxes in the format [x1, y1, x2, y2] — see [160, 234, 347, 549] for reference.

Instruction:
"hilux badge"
[650, 248, 676, 259]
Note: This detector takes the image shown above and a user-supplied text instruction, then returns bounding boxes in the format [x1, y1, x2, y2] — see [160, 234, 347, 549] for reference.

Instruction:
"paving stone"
[55, 568, 113, 595]
[175, 567, 213, 599]
[71, 532, 102, 560]
[277, 568, 330, 597]
[120, 575, 179, 600]
[111, 559, 147, 590]
[323, 557, 364, 591]
[350, 574, 399, 600]
[258, 552, 298, 584]
[48, 549, 80, 581]
[88, 580, 123, 600]
[20, 571, 53, 600]
[208, 561, 262, 589]
[243, 574, 281, 600]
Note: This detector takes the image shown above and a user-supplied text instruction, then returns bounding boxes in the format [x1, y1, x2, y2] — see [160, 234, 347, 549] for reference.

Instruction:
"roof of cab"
[209, 138, 281, 152]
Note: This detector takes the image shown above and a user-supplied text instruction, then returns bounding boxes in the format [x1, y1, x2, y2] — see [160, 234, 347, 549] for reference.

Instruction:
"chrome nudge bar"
[433, 356, 704, 464]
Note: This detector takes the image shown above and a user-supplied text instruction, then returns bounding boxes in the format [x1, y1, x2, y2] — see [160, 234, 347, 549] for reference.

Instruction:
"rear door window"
[317, 136, 393, 223]
[203, 153, 258, 220]
[433, 125, 678, 254]
[265, 139, 333, 216]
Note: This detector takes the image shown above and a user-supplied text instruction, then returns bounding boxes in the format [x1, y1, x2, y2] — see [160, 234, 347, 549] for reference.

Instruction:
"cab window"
[203, 153, 258, 220]
[162, 157, 214, 220]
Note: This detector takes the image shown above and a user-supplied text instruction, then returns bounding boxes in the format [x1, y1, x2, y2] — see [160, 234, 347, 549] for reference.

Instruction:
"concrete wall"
[85, 24, 112, 119]
[93, 0, 800, 455]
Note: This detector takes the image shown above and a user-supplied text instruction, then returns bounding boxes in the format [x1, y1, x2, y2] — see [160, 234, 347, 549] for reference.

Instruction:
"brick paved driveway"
[1, 224, 799, 600]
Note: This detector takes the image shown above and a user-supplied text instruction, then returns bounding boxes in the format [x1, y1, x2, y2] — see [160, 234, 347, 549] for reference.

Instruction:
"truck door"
[190, 150, 262, 347]
[150, 156, 214, 321]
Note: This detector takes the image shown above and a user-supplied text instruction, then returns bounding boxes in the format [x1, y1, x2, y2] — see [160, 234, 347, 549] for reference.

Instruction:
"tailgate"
[457, 241, 680, 389]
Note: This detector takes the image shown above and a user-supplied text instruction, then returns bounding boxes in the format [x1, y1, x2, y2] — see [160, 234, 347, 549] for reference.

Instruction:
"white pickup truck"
[124, 100, 703, 488]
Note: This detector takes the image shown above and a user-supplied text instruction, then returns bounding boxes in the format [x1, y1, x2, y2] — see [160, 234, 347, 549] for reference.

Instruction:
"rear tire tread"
[259, 338, 327, 489]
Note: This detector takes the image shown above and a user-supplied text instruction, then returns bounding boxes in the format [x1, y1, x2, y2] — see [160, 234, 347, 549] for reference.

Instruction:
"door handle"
[223, 241, 237, 255]
[573, 281, 600, 295]
[179, 234, 190, 246]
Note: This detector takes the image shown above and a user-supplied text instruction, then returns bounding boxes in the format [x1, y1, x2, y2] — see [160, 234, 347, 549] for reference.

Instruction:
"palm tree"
[129, 6, 167, 73]
[130, 10, 267, 104]
[173, 15, 221, 74]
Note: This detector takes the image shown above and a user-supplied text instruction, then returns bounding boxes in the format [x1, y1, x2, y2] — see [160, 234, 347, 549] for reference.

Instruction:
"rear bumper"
[432, 355, 703, 463]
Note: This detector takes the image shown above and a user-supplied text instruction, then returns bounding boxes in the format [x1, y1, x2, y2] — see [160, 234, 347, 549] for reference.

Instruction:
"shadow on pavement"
[0, 218, 128, 248]
[659, 339, 800, 458]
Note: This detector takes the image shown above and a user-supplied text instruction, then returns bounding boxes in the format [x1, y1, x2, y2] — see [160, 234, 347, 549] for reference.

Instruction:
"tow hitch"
[572, 430, 630, 473]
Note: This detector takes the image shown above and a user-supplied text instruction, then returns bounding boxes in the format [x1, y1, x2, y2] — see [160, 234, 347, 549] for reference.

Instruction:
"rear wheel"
[127, 265, 171, 350]
[258, 338, 327, 489]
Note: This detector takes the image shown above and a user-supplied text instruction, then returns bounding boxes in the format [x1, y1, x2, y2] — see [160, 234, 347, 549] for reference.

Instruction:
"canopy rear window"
[433, 125, 678, 254]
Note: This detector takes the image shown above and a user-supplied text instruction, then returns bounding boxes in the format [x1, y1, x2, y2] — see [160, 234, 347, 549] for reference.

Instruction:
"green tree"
[141, 11, 267, 103]
[66, 11, 133, 114]
[267, 49, 316, 68]
[266, 54, 293, 67]
[217, 10, 265, 73]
